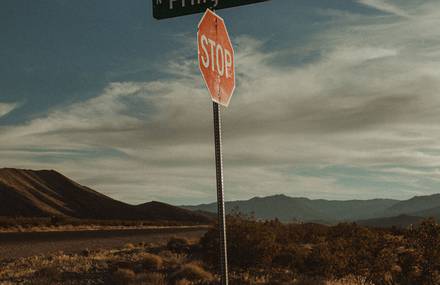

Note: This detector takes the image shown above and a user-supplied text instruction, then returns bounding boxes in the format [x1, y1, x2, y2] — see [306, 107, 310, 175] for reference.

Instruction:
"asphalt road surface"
[0, 227, 208, 260]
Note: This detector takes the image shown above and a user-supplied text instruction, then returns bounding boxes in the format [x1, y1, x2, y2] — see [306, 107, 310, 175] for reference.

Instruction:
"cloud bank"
[1, 1, 440, 204]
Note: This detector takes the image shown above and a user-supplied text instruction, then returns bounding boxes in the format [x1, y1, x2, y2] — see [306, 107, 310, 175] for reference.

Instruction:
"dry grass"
[175, 280, 192, 285]
[138, 252, 163, 271]
[124, 243, 136, 250]
[0, 240, 206, 285]
[0, 237, 376, 285]
[167, 237, 191, 253]
[112, 268, 136, 284]
[137, 272, 167, 285]
[170, 263, 213, 283]
[325, 277, 371, 285]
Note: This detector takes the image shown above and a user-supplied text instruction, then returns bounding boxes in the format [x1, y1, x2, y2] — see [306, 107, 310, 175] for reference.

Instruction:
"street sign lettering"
[198, 9, 235, 107]
[153, 0, 270, 20]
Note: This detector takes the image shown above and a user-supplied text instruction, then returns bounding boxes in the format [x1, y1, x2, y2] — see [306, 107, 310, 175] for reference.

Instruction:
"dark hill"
[135, 201, 214, 223]
[412, 206, 440, 219]
[0, 168, 210, 223]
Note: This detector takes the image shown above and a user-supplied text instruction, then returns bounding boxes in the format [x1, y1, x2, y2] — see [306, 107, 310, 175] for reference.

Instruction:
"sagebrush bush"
[169, 263, 213, 283]
[112, 268, 136, 284]
[174, 279, 191, 285]
[160, 250, 188, 269]
[200, 214, 279, 268]
[124, 243, 136, 250]
[33, 266, 62, 281]
[136, 272, 167, 285]
[138, 253, 163, 271]
[167, 237, 190, 253]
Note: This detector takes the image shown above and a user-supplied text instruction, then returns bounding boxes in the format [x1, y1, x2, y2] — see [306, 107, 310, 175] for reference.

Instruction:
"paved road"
[0, 227, 208, 260]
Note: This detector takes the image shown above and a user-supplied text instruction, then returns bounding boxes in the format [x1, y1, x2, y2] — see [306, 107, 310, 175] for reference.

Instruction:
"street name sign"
[153, 0, 270, 20]
[198, 9, 235, 107]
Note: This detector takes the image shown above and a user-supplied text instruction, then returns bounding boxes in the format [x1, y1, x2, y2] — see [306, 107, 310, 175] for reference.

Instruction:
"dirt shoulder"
[0, 227, 208, 260]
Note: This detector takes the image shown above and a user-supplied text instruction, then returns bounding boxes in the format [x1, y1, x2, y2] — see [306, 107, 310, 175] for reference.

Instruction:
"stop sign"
[198, 9, 235, 107]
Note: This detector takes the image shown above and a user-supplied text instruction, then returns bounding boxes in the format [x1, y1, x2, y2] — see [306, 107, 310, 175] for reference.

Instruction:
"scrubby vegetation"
[1, 214, 440, 284]
[201, 214, 440, 284]
[0, 238, 210, 285]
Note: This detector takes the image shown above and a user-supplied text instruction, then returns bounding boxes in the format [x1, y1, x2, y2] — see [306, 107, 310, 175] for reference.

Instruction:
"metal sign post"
[198, 10, 234, 282]
[212, 101, 228, 285]
[152, 2, 270, 283]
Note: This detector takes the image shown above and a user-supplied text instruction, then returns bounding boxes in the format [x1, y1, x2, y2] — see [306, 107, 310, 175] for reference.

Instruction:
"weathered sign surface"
[198, 9, 235, 107]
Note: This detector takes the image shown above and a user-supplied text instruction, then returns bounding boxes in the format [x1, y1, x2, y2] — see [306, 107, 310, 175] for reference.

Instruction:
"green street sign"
[152, 0, 270, 20]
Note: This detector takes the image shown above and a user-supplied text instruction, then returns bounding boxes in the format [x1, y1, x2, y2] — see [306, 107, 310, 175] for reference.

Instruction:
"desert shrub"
[302, 242, 335, 279]
[175, 279, 191, 285]
[159, 250, 188, 270]
[395, 248, 423, 285]
[201, 214, 279, 268]
[365, 240, 399, 285]
[8, 215, 440, 285]
[111, 261, 136, 272]
[169, 263, 213, 283]
[136, 272, 166, 285]
[167, 237, 191, 253]
[198, 213, 436, 282]
[138, 253, 163, 271]
[112, 268, 136, 284]
[273, 244, 309, 273]
[228, 275, 253, 285]
[324, 223, 380, 278]
[81, 248, 91, 257]
[33, 266, 62, 281]
[285, 223, 329, 244]
[406, 218, 440, 284]
[293, 277, 326, 285]
[125, 243, 136, 250]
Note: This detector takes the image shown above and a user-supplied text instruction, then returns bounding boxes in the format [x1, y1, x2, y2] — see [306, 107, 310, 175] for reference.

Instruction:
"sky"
[1, 0, 440, 205]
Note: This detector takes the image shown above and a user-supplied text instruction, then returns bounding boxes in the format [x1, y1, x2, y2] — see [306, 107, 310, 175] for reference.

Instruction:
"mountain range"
[184, 193, 440, 226]
[0, 168, 211, 223]
[1, 167, 438, 228]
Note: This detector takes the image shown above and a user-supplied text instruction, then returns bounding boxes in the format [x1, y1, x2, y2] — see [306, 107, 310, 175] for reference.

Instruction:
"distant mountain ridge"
[383, 194, 440, 217]
[184, 193, 440, 225]
[3, 167, 438, 227]
[0, 168, 211, 223]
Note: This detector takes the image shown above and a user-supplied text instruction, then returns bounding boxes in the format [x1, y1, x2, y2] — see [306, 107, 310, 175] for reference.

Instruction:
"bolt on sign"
[198, 9, 235, 107]
[153, 0, 270, 20]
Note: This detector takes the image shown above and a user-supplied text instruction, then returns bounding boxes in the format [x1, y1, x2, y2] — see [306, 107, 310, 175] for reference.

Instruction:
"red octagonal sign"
[198, 9, 235, 107]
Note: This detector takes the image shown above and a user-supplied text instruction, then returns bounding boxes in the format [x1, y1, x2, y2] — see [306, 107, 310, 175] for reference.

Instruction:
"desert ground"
[2, 215, 440, 285]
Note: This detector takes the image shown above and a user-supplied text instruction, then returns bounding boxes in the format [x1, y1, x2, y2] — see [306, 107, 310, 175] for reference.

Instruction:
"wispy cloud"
[0, 102, 18, 118]
[357, 0, 410, 17]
